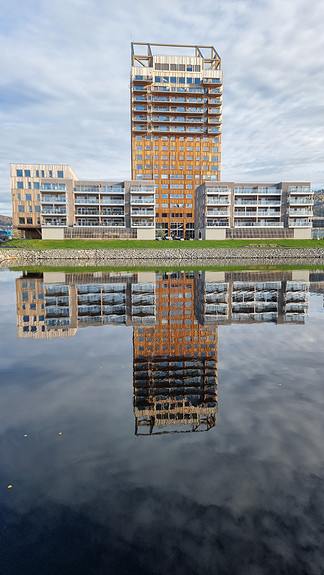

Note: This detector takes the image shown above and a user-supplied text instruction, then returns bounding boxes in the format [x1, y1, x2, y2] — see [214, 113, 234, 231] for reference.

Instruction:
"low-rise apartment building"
[10, 164, 155, 239]
[195, 181, 313, 240]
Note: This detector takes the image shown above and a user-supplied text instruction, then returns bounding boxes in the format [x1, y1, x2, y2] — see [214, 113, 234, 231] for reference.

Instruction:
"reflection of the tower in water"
[15, 268, 322, 436]
[133, 272, 218, 435]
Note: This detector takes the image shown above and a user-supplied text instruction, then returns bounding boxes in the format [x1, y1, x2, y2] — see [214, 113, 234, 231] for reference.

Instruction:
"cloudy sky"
[1, 0, 324, 215]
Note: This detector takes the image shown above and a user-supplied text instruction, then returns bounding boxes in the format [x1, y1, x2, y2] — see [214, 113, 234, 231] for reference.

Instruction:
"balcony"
[42, 209, 67, 215]
[207, 198, 230, 205]
[152, 116, 204, 123]
[289, 209, 312, 216]
[206, 187, 230, 194]
[101, 220, 125, 227]
[234, 187, 281, 195]
[75, 211, 99, 216]
[131, 197, 155, 205]
[257, 210, 281, 216]
[151, 86, 204, 94]
[40, 184, 66, 191]
[74, 197, 99, 205]
[133, 75, 153, 83]
[289, 197, 313, 205]
[288, 186, 311, 194]
[100, 198, 125, 205]
[234, 211, 257, 217]
[74, 186, 100, 193]
[42, 218, 67, 227]
[41, 196, 66, 203]
[130, 186, 155, 193]
[206, 219, 229, 228]
[206, 209, 229, 216]
[133, 116, 148, 122]
[101, 186, 124, 194]
[234, 221, 284, 227]
[152, 126, 206, 134]
[131, 220, 154, 228]
[131, 209, 154, 216]
[101, 209, 124, 216]
[288, 220, 312, 228]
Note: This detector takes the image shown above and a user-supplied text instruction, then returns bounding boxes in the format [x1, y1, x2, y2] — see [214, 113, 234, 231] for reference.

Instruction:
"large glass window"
[17, 182, 23, 189]
[33, 182, 40, 189]
[16, 169, 23, 177]
[57, 170, 64, 178]
[25, 194, 32, 201]
[19, 217, 25, 224]
[24, 170, 31, 177]
[18, 206, 24, 213]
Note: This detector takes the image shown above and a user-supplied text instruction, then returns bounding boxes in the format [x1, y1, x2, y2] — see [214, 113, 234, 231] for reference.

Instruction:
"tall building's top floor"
[131, 43, 221, 70]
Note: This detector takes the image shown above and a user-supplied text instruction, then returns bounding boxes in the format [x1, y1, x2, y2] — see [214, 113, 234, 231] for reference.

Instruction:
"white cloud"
[1, 0, 324, 215]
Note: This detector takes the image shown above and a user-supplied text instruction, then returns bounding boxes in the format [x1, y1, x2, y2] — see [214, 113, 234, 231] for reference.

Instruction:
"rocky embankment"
[1, 247, 324, 268]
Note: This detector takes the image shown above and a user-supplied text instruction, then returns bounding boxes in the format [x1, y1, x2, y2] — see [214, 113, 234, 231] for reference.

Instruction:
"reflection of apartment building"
[10, 164, 155, 239]
[16, 274, 77, 338]
[15, 272, 156, 338]
[133, 272, 218, 435]
[195, 271, 310, 325]
[195, 182, 313, 240]
[131, 43, 222, 238]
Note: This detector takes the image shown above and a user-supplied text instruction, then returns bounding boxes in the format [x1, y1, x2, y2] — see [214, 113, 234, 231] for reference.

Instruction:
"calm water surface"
[0, 268, 323, 575]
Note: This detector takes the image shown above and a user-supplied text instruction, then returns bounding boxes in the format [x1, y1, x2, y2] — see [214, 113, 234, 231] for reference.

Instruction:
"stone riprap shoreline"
[1, 247, 324, 268]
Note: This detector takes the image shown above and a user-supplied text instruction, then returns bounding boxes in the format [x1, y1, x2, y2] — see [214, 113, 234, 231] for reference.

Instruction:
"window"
[35, 170, 39, 177]
[24, 170, 31, 177]
[17, 182, 23, 189]
[16, 169, 23, 177]
[27, 218, 33, 224]
[18, 206, 24, 213]
[41, 170, 45, 177]
[49, 170, 53, 177]
[57, 170, 64, 178]
[136, 164, 143, 170]
[17, 193, 21, 200]
[136, 155, 142, 160]
[28, 182, 31, 189]
[186, 77, 192, 84]
[19, 217, 25, 224]
[162, 213, 168, 217]
[25, 194, 32, 201]
[34, 182, 40, 189]
[29, 206, 32, 213]
[34, 206, 41, 213]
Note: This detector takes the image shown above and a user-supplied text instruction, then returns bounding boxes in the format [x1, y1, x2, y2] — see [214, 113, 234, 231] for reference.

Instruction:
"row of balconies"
[234, 188, 281, 195]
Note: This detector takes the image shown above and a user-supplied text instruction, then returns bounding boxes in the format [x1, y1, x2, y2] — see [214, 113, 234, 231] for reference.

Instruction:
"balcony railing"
[131, 220, 154, 227]
[289, 209, 312, 216]
[206, 209, 229, 216]
[131, 197, 155, 204]
[234, 221, 284, 227]
[289, 197, 313, 205]
[288, 187, 311, 193]
[206, 188, 230, 194]
[288, 220, 312, 227]
[206, 220, 229, 228]
[42, 209, 66, 215]
[130, 187, 155, 193]
[207, 199, 230, 205]
[41, 196, 66, 203]
[131, 209, 154, 216]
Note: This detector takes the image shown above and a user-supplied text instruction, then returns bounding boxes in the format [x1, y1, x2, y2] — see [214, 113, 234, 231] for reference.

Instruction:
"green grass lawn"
[2, 238, 324, 249]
